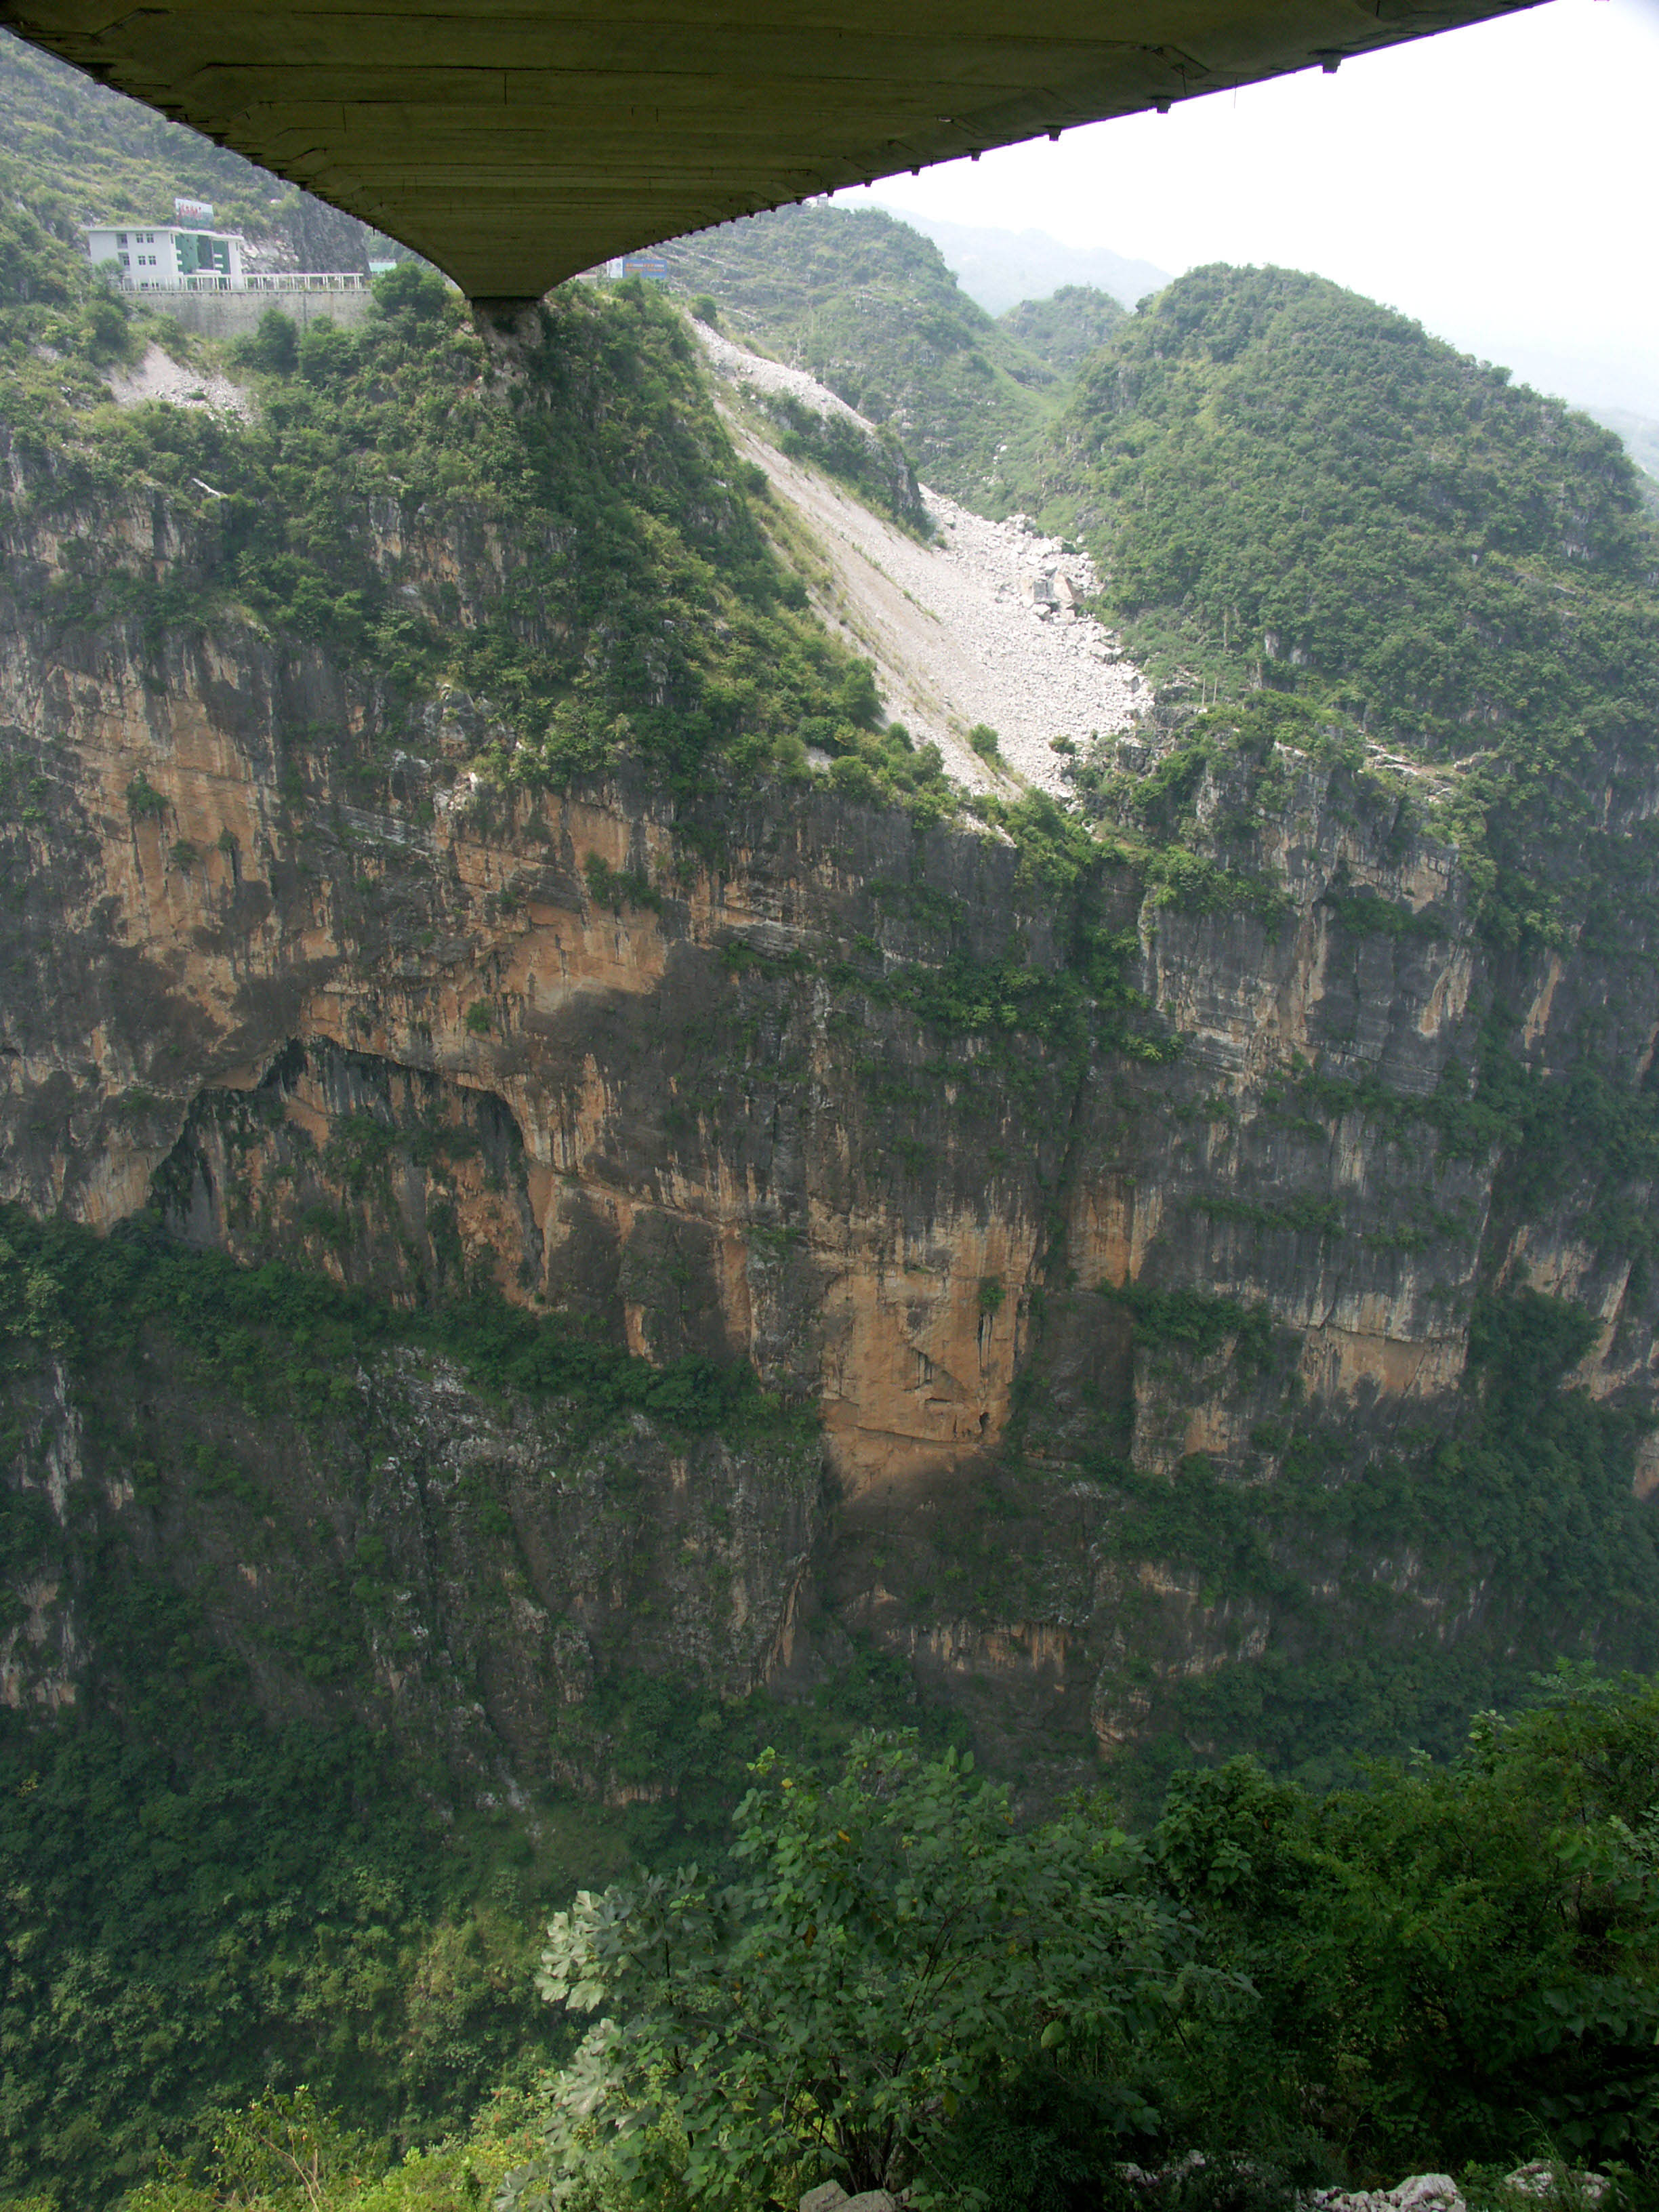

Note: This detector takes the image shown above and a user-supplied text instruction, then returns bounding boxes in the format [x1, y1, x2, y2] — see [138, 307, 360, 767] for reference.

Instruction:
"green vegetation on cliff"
[0, 1706, 567, 2203]
[0, 1205, 794, 2199]
[0, 1204, 798, 1446]
[1067, 1282, 1659, 1794]
[1, 190, 869, 796]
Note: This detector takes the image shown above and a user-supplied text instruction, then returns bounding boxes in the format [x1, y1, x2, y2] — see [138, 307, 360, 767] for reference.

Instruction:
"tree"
[1148, 1674, 1659, 2177]
[235, 306, 299, 374]
[508, 1733, 1204, 2209]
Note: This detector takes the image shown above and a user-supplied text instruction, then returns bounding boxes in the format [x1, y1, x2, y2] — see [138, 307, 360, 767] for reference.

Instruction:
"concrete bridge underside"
[0, 0, 1541, 304]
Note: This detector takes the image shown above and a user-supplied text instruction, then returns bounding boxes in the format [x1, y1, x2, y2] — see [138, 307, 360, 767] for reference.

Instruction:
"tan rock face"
[7, 508, 1659, 1780]
[5, 590, 1659, 1489]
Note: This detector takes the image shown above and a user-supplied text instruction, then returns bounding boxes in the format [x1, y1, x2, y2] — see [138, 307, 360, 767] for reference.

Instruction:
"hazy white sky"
[870, 0, 1659, 417]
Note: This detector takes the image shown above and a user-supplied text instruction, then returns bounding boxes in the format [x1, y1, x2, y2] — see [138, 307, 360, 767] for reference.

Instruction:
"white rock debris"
[696, 319, 872, 430]
[105, 341, 251, 421]
[1311, 2173, 1610, 2212]
[1112, 2168, 1610, 2212]
[696, 321, 1148, 798]
[800, 2171, 1611, 2212]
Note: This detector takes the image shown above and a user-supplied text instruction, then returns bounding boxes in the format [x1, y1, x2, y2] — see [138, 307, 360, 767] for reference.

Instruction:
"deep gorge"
[5, 47, 1659, 2196]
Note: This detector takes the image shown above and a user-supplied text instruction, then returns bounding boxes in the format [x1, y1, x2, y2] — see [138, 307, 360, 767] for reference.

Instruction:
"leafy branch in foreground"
[509, 1732, 1206, 2208]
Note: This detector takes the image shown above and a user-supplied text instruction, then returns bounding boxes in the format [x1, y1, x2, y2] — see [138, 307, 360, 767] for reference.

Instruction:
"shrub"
[299, 316, 356, 386]
[125, 771, 169, 819]
[834, 659, 882, 731]
[232, 306, 299, 375]
[371, 260, 450, 326]
[515, 1734, 1189, 2206]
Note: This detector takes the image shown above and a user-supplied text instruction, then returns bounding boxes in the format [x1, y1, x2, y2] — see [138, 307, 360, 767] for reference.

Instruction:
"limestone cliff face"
[5, 471, 1659, 1785]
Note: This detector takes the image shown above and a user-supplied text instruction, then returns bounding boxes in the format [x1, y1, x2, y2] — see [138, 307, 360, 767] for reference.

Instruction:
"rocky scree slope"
[696, 319, 1150, 794]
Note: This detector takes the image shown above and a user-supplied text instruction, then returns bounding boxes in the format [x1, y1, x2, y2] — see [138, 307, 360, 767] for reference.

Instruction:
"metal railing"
[113, 270, 373, 295]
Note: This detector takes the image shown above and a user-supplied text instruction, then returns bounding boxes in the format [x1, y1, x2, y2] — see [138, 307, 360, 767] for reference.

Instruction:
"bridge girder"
[0, 0, 1543, 304]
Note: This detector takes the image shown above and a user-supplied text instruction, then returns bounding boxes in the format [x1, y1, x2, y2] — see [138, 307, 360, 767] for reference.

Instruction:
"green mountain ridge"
[1045, 262, 1654, 750]
[998, 283, 1128, 377]
[657, 203, 1062, 508]
[1031, 262, 1659, 951]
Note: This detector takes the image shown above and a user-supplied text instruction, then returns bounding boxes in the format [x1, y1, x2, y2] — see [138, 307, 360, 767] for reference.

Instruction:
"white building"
[85, 219, 246, 290]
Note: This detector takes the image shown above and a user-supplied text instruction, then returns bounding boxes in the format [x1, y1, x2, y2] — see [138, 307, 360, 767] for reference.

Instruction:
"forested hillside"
[998, 283, 1127, 375]
[5, 47, 1659, 2212]
[657, 203, 1061, 506]
[1047, 265, 1656, 751]
[1040, 265, 1659, 953]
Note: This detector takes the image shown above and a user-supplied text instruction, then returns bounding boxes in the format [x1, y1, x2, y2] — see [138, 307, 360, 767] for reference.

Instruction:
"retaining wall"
[140, 289, 376, 340]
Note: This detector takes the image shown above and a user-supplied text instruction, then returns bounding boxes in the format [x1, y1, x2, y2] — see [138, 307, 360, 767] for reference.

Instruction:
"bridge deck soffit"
[1, 0, 1544, 303]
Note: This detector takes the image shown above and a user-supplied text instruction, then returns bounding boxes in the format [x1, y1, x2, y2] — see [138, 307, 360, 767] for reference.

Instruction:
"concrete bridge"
[1, 0, 1542, 307]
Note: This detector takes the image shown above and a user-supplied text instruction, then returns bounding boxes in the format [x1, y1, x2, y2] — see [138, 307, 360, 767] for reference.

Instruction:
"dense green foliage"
[0, 1213, 943, 2208]
[518, 1734, 1184, 2206]
[999, 285, 1127, 377]
[0, 140, 163, 376]
[1151, 1679, 1659, 2179]
[0, 1205, 800, 1442]
[658, 205, 1061, 506]
[24, 1681, 1659, 2211]
[110, 2086, 546, 2212]
[1051, 266, 1659, 951]
[506, 1681, 1659, 2211]
[1076, 1279, 1659, 1799]
[0, 1711, 575, 2203]
[1057, 265, 1659, 776]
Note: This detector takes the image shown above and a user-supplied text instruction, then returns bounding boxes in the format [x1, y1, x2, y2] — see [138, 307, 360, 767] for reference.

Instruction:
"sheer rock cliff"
[5, 471, 1659, 1786]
